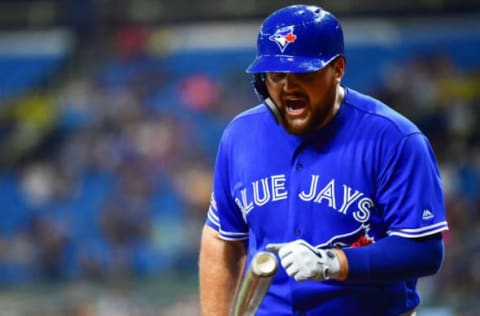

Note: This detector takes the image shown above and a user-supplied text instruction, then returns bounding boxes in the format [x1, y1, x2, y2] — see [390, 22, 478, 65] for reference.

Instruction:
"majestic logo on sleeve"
[422, 208, 434, 220]
[269, 26, 297, 52]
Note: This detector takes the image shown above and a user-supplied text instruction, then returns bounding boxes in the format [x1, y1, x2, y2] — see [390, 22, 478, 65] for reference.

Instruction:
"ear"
[332, 57, 346, 81]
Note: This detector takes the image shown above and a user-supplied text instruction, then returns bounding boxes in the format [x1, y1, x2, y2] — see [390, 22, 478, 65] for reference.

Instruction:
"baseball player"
[199, 4, 448, 316]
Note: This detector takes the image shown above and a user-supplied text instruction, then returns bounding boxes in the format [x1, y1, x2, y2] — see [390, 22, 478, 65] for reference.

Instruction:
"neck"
[319, 85, 344, 128]
[334, 85, 345, 115]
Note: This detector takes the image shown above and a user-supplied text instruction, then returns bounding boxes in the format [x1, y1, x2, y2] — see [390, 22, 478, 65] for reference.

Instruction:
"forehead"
[269, 56, 343, 75]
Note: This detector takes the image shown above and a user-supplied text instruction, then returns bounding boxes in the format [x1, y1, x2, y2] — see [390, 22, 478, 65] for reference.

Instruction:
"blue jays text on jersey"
[233, 173, 374, 229]
[205, 87, 448, 315]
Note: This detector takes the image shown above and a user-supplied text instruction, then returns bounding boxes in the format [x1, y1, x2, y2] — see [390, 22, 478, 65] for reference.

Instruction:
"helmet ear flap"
[251, 74, 282, 125]
[252, 74, 269, 100]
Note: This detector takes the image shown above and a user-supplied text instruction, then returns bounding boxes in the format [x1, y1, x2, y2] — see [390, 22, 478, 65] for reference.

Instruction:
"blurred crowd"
[0, 20, 479, 315]
[0, 24, 245, 286]
[373, 53, 480, 314]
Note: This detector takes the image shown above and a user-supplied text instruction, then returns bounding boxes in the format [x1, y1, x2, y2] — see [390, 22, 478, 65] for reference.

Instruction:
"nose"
[282, 74, 300, 92]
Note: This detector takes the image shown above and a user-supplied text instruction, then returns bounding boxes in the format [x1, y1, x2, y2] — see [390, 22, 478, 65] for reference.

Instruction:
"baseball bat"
[231, 251, 278, 316]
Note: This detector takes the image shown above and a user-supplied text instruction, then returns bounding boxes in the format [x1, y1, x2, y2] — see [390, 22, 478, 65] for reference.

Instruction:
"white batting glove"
[266, 239, 342, 282]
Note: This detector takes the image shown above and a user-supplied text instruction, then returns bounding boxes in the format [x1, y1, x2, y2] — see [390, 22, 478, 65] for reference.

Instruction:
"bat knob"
[251, 251, 278, 277]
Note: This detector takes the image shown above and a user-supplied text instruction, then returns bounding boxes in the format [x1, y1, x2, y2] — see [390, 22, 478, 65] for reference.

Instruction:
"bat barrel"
[231, 251, 278, 316]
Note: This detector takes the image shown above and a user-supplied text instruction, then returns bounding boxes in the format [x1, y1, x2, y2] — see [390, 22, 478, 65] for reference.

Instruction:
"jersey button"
[295, 228, 302, 236]
[296, 163, 303, 171]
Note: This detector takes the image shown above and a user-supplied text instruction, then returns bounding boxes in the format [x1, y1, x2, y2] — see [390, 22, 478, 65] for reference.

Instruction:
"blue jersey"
[205, 87, 448, 315]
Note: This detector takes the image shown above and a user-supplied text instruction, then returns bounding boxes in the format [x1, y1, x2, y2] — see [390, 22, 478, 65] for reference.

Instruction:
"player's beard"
[280, 87, 338, 137]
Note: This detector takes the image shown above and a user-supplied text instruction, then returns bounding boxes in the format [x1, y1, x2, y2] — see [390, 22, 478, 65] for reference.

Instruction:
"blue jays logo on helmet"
[269, 26, 297, 52]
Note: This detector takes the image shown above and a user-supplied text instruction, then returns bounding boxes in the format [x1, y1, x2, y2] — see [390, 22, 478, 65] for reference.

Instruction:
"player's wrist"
[318, 248, 348, 281]
[329, 248, 349, 280]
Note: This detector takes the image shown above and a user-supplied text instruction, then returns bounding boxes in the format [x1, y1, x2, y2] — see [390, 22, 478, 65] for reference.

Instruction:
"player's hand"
[266, 239, 342, 282]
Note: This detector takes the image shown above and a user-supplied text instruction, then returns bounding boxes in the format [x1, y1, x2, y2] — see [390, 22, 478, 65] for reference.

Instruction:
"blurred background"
[0, 0, 479, 315]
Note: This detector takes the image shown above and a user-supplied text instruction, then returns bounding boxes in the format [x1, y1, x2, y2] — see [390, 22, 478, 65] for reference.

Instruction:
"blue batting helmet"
[246, 5, 344, 74]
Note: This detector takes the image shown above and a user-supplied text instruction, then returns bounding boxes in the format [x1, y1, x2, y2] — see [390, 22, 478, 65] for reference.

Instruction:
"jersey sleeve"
[377, 133, 448, 238]
[205, 131, 249, 241]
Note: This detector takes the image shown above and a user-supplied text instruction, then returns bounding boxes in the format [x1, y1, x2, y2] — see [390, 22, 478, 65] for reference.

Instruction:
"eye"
[265, 71, 317, 84]
[296, 72, 316, 80]
[266, 72, 286, 83]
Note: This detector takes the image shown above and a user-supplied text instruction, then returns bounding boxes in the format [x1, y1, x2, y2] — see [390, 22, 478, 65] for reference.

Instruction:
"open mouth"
[285, 99, 307, 116]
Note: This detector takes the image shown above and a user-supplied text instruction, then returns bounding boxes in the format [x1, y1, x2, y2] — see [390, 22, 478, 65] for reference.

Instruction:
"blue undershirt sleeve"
[342, 233, 445, 282]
